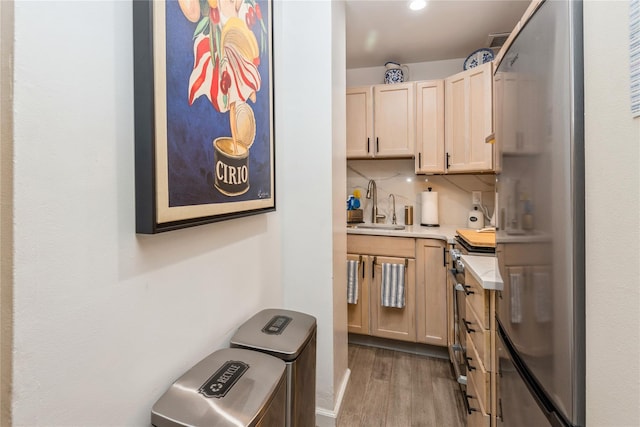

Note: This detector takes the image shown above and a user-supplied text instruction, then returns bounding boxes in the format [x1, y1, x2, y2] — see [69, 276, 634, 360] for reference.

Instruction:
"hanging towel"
[533, 270, 552, 323]
[347, 260, 359, 305]
[510, 272, 523, 324]
[381, 262, 405, 308]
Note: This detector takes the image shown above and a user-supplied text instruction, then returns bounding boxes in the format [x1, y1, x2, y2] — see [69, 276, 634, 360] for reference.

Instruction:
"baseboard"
[347, 333, 449, 359]
[315, 368, 351, 427]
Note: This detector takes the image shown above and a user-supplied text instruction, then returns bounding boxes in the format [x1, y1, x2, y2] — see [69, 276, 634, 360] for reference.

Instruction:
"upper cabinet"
[346, 86, 373, 158]
[346, 83, 415, 159]
[445, 61, 493, 173]
[415, 80, 445, 174]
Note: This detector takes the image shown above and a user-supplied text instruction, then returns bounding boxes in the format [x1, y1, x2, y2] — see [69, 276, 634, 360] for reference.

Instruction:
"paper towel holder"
[421, 187, 440, 227]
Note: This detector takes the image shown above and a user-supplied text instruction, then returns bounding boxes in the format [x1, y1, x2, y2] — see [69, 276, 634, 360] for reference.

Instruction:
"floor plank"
[337, 344, 466, 427]
[385, 351, 412, 427]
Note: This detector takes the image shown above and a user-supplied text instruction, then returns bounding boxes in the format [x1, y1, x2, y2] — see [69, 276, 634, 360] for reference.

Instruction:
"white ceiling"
[345, 0, 531, 69]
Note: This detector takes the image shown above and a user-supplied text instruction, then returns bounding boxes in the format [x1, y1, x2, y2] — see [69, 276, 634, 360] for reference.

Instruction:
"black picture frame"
[133, 0, 275, 234]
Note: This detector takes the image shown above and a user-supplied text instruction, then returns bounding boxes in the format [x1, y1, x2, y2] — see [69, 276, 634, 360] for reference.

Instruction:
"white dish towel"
[381, 262, 405, 308]
[347, 260, 359, 305]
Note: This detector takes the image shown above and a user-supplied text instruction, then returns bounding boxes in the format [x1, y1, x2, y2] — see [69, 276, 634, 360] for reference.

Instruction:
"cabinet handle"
[442, 247, 447, 267]
[376, 137, 379, 153]
[361, 259, 365, 279]
[372, 256, 377, 278]
[446, 152, 451, 169]
[465, 356, 477, 372]
[367, 137, 370, 153]
[463, 318, 476, 334]
[418, 152, 422, 169]
[464, 394, 480, 414]
[464, 285, 475, 295]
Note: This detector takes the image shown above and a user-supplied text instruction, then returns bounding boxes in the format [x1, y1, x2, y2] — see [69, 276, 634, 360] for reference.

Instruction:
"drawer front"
[466, 375, 490, 427]
[467, 406, 491, 427]
[347, 235, 415, 258]
[464, 306, 492, 371]
[464, 273, 491, 330]
[466, 332, 490, 409]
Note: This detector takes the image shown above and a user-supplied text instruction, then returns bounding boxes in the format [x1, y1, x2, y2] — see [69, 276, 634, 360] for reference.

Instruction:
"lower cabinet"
[346, 253, 370, 335]
[347, 235, 446, 345]
[464, 269, 497, 427]
[370, 255, 416, 342]
[416, 238, 447, 346]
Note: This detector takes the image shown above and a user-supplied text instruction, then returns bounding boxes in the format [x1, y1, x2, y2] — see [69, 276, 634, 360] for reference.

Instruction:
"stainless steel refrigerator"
[494, 1, 584, 426]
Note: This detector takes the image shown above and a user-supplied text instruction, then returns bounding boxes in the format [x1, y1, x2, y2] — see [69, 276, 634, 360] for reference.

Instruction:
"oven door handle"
[449, 269, 475, 295]
[449, 269, 465, 292]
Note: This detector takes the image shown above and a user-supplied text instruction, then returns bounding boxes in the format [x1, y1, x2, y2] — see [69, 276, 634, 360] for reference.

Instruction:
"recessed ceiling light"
[409, 0, 427, 11]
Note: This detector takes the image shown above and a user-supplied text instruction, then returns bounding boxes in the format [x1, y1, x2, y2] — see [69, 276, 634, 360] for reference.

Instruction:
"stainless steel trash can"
[230, 309, 317, 427]
[151, 348, 286, 427]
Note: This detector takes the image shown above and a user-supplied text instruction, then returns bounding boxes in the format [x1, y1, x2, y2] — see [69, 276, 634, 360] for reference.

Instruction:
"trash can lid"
[230, 309, 317, 361]
[151, 348, 286, 427]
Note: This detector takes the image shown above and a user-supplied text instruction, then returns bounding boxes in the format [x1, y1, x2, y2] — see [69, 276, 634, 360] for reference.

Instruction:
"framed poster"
[133, 0, 275, 233]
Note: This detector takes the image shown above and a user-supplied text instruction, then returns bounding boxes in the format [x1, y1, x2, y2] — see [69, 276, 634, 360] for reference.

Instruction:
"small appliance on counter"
[420, 187, 439, 227]
[467, 206, 485, 229]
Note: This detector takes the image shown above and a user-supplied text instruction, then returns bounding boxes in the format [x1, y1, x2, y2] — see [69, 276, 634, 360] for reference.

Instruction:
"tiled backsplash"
[347, 159, 496, 227]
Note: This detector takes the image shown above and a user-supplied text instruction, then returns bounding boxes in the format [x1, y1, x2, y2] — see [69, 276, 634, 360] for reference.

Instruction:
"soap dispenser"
[467, 206, 485, 229]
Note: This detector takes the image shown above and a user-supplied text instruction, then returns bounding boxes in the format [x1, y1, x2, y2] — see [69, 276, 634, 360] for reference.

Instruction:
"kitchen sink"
[348, 223, 406, 231]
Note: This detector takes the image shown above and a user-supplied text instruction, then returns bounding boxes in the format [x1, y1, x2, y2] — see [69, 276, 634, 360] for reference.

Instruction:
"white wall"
[584, 2, 640, 425]
[276, 0, 348, 421]
[347, 57, 464, 86]
[9, 1, 342, 426]
[0, 1, 14, 425]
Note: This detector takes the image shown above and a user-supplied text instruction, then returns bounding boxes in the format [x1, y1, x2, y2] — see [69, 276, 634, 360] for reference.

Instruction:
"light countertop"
[346, 224, 460, 244]
[460, 254, 504, 291]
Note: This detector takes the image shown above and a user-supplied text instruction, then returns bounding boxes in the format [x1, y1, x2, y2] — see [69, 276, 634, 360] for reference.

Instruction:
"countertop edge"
[346, 224, 460, 244]
[460, 254, 504, 291]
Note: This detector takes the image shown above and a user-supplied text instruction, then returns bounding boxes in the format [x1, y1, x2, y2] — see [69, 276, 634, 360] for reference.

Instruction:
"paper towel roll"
[421, 190, 439, 226]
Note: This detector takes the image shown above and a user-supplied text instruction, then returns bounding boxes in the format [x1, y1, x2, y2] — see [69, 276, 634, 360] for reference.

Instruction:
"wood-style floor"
[337, 344, 466, 427]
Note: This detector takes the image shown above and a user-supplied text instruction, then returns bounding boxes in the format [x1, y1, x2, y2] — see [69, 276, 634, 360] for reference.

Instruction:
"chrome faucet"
[366, 179, 379, 223]
[388, 194, 397, 224]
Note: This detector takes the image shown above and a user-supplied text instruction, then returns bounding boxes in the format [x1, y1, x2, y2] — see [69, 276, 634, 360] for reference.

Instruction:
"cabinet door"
[445, 72, 467, 171]
[415, 239, 447, 346]
[373, 83, 415, 157]
[346, 86, 373, 158]
[347, 253, 370, 335]
[467, 62, 493, 171]
[370, 255, 416, 342]
[445, 62, 493, 172]
[415, 81, 445, 174]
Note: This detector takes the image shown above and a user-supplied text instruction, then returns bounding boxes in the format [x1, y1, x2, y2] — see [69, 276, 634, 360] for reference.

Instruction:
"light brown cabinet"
[347, 253, 370, 335]
[463, 270, 497, 427]
[445, 62, 493, 173]
[415, 80, 445, 174]
[415, 238, 447, 346]
[347, 235, 450, 346]
[346, 86, 373, 158]
[347, 235, 417, 342]
[346, 83, 415, 159]
[370, 255, 416, 342]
